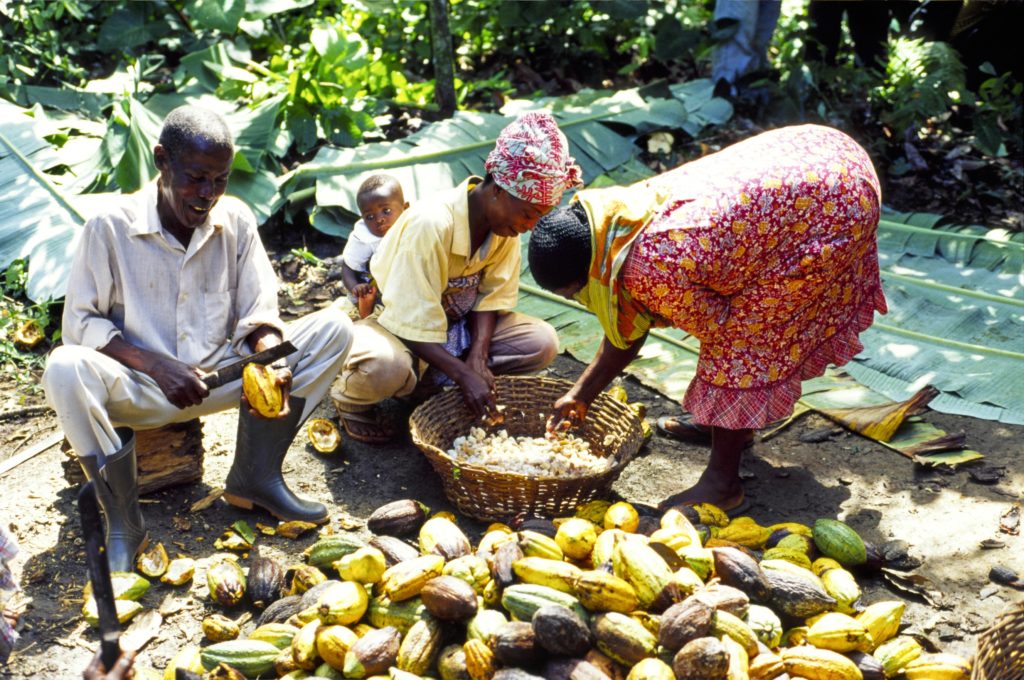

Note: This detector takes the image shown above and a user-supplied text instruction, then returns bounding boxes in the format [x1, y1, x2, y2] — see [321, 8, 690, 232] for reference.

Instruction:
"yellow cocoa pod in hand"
[243, 363, 283, 418]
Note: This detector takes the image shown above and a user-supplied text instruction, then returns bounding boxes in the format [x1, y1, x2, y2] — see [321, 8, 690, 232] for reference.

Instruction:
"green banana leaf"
[289, 81, 730, 234]
[0, 95, 285, 302]
[290, 108, 638, 230]
[849, 211, 1024, 425]
[0, 101, 114, 302]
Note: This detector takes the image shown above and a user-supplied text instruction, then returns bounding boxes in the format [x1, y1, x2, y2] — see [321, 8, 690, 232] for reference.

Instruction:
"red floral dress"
[621, 125, 887, 430]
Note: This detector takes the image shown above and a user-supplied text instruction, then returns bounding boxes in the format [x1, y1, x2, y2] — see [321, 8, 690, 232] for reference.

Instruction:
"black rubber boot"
[224, 396, 329, 524]
[78, 428, 149, 573]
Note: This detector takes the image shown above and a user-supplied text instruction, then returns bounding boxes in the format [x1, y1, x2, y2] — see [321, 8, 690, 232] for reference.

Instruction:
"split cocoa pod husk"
[243, 363, 284, 418]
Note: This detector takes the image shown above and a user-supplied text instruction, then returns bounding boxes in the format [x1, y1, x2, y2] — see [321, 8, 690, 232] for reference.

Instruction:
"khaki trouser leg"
[42, 305, 352, 463]
[487, 312, 559, 376]
[329, 312, 557, 414]
[330, 318, 418, 414]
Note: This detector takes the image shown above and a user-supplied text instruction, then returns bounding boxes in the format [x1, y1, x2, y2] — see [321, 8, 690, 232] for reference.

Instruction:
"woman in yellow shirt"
[331, 112, 583, 442]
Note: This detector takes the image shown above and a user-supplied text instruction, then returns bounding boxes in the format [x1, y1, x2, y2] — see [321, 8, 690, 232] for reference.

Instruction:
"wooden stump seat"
[62, 419, 204, 495]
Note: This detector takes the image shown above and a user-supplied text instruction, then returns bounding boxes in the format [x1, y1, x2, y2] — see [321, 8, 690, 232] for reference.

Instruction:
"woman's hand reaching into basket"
[547, 393, 588, 435]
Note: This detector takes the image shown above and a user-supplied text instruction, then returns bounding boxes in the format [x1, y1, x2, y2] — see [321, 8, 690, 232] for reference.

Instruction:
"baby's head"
[356, 174, 408, 238]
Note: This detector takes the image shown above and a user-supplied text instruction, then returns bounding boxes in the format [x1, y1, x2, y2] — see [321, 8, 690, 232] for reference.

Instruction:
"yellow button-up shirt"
[62, 182, 284, 370]
[370, 177, 520, 343]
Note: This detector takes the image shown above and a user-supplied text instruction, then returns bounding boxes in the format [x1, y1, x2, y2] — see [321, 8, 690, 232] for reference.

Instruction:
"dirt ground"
[1, 347, 1021, 678]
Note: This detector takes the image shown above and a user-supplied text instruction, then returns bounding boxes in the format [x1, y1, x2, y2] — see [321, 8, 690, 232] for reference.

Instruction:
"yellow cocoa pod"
[307, 418, 341, 454]
[613, 541, 673, 610]
[749, 650, 786, 680]
[291, 619, 321, 670]
[12, 319, 44, 348]
[161, 558, 195, 586]
[201, 613, 240, 642]
[476, 529, 515, 557]
[781, 646, 863, 680]
[811, 557, 844, 576]
[574, 569, 639, 613]
[463, 638, 495, 680]
[82, 598, 142, 626]
[718, 517, 771, 549]
[627, 657, 675, 680]
[334, 547, 387, 584]
[692, 503, 730, 528]
[163, 647, 203, 680]
[805, 612, 872, 653]
[761, 547, 813, 570]
[591, 528, 627, 568]
[855, 601, 904, 650]
[649, 527, 694, 554]
[819, 566, 861, 615]
[575, 499, 612, 526]
[512, 556, 582, 594]
[382, 554, 445, 601]
[317, 581, 369, 625]
[316, 624, 359, 671]
[136, 542, 170, 578]
[767, 522, 813, 536]
[604, 501, 640, 533]
[721, 633, 750, 680]
[555, 517, 598, 561]
[874, 635, 922, 677]
[243, 363, 284, 418]
[777, 533, 815, 555]
[903, 652, 971, 680]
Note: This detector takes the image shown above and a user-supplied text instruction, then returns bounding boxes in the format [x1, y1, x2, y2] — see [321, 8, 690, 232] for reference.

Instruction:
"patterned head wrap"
[485, 112, 584, 206]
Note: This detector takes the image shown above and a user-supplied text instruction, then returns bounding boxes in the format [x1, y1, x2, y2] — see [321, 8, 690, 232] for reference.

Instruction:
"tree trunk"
[62, 419, 205, 495]
[430, 0, 457, 117]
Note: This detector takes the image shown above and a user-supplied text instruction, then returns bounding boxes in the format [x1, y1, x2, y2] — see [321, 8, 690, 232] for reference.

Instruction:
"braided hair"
[528, 201, 591, 291]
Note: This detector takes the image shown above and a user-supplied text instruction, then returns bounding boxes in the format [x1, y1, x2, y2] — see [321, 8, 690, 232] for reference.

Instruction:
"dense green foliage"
[0, 0, 1020, 377]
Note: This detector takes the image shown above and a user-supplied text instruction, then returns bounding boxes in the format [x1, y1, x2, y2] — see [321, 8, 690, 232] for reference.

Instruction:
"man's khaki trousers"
[43, 305, 353, 465]
[330, 312, 558, 414]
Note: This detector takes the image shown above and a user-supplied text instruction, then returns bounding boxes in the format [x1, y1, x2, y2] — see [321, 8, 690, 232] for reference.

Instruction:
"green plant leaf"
[840, 210, 1024, 424]
[668, 81, 734, 135]
[97, 5, 170, 52]
[297, 85, 707, 220]
[177, 43, 237, 92]
[5, 85, 111, 118]
[973, 111, 1006, 157]
[654, 15, 699, 62]
[0, 100, 114, 302]
[245, 0, 314, 20]
[227, 168, 279, 224]
[185, 0, 245, 34]
[112, 97, 163, 193]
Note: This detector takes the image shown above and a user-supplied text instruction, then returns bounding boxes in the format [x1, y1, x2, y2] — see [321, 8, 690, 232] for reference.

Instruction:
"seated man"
[42, 106, 352, 572]
[331, 112, 582, 442]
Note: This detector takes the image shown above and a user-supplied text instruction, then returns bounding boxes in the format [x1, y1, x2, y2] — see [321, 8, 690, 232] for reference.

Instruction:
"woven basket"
[973, 600, 1024, 680]
[409, 375, 645, 521]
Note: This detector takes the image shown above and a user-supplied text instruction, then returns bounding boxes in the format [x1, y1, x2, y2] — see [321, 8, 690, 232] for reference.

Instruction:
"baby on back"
[340, 174, 409, 319]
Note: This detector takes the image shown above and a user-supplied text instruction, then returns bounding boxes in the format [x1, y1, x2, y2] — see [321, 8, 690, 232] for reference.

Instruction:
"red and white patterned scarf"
[485, 112, 583, 206]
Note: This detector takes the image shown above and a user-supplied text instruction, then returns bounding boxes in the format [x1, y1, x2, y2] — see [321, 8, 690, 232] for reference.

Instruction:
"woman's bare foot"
[658, 475, 745, 512]
[658, 425, 752, 512]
